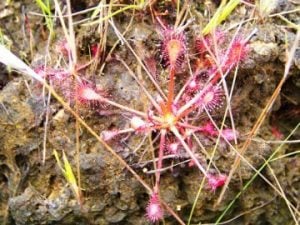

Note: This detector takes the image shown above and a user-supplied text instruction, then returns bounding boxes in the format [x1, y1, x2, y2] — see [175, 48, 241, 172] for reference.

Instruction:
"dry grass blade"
[201, 198, 275, 225]
[215, 30, 300, 206]
[0, 45, 43, 82]
[266, 164, 299, 224]
[214, 123, 300, 224]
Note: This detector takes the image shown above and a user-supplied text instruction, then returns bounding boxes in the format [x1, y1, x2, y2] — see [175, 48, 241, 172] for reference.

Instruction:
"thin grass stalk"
[214, 123, 300, 224]
[216, 30, 300, 206]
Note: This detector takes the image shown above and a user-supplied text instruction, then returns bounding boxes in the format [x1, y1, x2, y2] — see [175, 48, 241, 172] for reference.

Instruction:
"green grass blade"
[53, 150, 82, 204]
[85, 0, 144, 26]
[36, 0, 51, 14]
[202, 0, 240, 35]
[53, 150, 65, 173]
[35, 0, 54, 37]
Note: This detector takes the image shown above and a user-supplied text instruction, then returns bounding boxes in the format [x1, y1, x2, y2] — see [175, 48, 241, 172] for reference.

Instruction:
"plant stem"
[171, 126, 208, 177]
[166, 68, 175, 113]
[154, 129, 166, 193]
[101, 97, 149, 118]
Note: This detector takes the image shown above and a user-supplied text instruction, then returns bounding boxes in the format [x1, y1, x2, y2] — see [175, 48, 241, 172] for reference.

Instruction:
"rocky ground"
[0, 0, 299, 224]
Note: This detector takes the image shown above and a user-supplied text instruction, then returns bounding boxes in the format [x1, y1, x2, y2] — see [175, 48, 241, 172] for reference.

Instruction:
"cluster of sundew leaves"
[33, 21, 249, 222]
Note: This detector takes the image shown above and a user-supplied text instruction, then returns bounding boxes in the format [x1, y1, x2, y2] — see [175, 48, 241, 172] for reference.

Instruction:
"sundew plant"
[0, 2, 250, 223]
